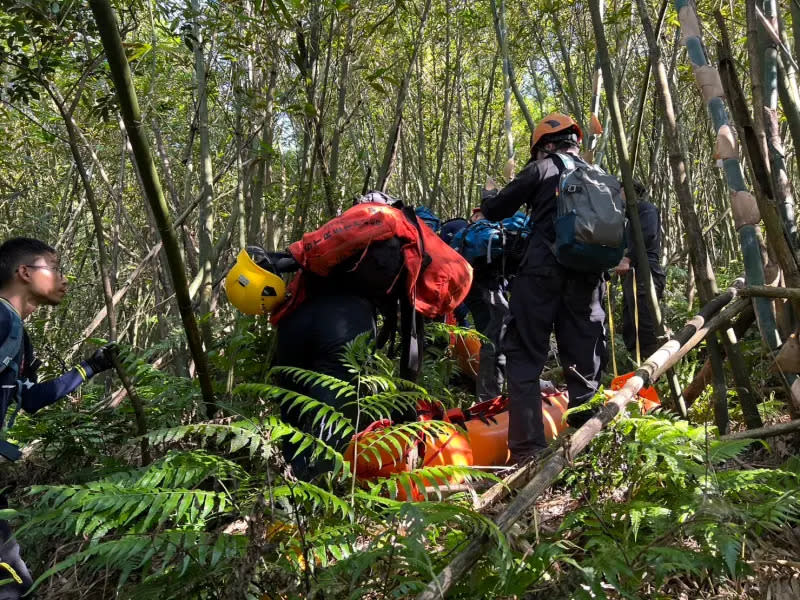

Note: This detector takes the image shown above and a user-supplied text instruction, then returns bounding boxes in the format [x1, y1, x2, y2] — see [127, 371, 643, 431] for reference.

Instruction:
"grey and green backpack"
[551, 153, 626, 272]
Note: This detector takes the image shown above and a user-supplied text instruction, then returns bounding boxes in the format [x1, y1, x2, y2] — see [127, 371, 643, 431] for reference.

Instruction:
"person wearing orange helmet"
[480, 112, 608, 466]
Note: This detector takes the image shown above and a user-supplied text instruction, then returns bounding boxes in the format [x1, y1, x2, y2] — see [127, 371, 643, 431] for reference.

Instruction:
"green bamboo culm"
[674, 0, 780, 353]
[88, 0, 217, 417]
[761, 0, 799, 249]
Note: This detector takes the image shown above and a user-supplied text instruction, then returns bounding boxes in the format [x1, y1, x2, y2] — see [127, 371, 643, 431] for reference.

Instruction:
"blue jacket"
[0, 302, 95, 429]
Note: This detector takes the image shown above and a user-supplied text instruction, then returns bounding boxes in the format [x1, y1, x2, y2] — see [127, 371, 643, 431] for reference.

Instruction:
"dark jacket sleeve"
[18, 363, 94, 415]
[480, 161, 542, 221]
[627, 201, 661, 268]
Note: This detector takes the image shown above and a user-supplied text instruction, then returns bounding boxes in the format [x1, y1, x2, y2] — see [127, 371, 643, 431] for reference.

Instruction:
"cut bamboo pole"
[416, 290, 748, 600]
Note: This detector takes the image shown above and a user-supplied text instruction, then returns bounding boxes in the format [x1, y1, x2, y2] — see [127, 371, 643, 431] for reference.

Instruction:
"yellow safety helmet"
[225, 249, 287, 315]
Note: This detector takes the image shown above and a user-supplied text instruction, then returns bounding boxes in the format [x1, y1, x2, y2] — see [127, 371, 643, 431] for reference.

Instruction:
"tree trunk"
[47, 88, 118, 341]
[328, 7, 355, 204]
[89, 0, 216, 417]
[637, 0, 758, 431]
[715, 12, 800, 306]
[676, 0, 781, 359]
[191, 0, 215, 351]
[430, 0, 457, 211]
[760, 0, 798, 249]
[467, 50, 499, 207]
[376, 0, 433, 192]
[490, 0, 535, 137]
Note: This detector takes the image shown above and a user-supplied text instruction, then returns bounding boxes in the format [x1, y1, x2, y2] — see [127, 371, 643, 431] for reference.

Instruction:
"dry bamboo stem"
[416, 291, 748, 600]
[721, 419, 800, 440]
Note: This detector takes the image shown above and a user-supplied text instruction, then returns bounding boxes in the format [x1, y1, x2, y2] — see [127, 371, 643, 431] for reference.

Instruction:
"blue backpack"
[0, 300, 24, 460]
[451, 212, 532, 270]
[414, 206, 441, 233]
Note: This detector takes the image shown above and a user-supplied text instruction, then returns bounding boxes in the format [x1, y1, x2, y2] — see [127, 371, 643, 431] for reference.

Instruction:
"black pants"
[464, 282, 508, 402]
[622, 270, 666, 360]
[274, 294, 377, 478]
[0, 493, 33, 600]
[504, 266, 607, 456]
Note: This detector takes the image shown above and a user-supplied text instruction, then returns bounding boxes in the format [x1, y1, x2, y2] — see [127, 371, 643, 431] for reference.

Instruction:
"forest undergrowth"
[2, 267, 799, 600]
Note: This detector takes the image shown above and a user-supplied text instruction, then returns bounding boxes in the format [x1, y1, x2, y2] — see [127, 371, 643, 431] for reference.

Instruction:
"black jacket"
[480, 154, 566, 274]
[626, 200, 665, 280]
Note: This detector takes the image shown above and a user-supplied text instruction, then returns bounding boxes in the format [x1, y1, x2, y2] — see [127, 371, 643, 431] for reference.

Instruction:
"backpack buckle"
[566, 184, 580, 193]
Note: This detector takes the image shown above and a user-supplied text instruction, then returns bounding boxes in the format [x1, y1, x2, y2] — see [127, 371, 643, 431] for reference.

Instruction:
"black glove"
[85, 343, 118, 374]
[480, 187, 498, 202]
[246, 246, 299, 274]
[246, 245, 274, 272]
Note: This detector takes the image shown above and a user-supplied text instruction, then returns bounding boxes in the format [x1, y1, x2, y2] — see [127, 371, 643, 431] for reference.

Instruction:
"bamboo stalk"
[675, 0, 780, 352]
[88, 0, 216, 416]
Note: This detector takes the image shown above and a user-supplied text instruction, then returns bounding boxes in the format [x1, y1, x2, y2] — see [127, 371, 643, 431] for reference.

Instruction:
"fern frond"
[234, 383, 356, 440]
[706, 438, 762, 464]
[267, 366, 357, 399]
[343, 390, 428, 422]
[105, 450, 245, 490]
[29, 531, 247, 594]
[272, 480, 354, 519]
[25, 483, 229, 539]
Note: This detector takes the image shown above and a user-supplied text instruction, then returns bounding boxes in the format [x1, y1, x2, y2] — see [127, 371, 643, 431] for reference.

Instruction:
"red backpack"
[271, 204, 472, 324]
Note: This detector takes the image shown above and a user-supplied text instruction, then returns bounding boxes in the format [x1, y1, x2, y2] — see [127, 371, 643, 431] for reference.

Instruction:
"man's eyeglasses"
[23, 265, 67, 277]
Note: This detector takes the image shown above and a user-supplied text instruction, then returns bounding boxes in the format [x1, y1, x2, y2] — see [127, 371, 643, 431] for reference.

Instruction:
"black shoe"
[508, 447, 548, 469]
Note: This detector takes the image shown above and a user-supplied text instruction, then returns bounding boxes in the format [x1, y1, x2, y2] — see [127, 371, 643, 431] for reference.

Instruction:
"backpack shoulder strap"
[551, 152, 575, 172]
[0, 300, 24, 433]
[0, 300, 23, 378]
[402, 206, 432, 271]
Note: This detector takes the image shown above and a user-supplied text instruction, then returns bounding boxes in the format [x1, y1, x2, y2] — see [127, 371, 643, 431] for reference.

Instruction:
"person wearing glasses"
[0, 237, 117, 599]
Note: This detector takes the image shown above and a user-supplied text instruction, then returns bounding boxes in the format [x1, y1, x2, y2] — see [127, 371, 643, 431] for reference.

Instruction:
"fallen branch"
[416, 289, 748, 600]
[721, 419, 800, 440]
[737, 285, 800, 301]
[475, 450, 554, 512]
[474, 295, 751, 516]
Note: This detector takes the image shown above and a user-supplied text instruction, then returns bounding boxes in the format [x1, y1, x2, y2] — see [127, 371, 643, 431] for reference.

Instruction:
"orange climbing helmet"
[530, 112, 583, 152]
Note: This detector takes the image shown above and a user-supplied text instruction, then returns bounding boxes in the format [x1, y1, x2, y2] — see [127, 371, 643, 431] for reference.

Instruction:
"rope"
[606, 278, 618, 377]
[632, 267, 641, 366]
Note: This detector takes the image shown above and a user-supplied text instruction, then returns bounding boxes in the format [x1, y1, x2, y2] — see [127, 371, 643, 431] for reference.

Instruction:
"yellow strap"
[75, 364, 88, 381]
[632, 267, 641, 366]
[606, 279, 618, 377]
[0, 562, 23, 584]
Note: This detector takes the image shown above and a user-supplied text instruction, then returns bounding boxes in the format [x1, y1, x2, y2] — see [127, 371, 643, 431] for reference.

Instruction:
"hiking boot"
[508, 447, 549, 470]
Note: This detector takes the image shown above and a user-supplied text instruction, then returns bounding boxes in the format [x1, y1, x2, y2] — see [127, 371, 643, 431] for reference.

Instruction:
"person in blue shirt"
[0, 237, 116, 599]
